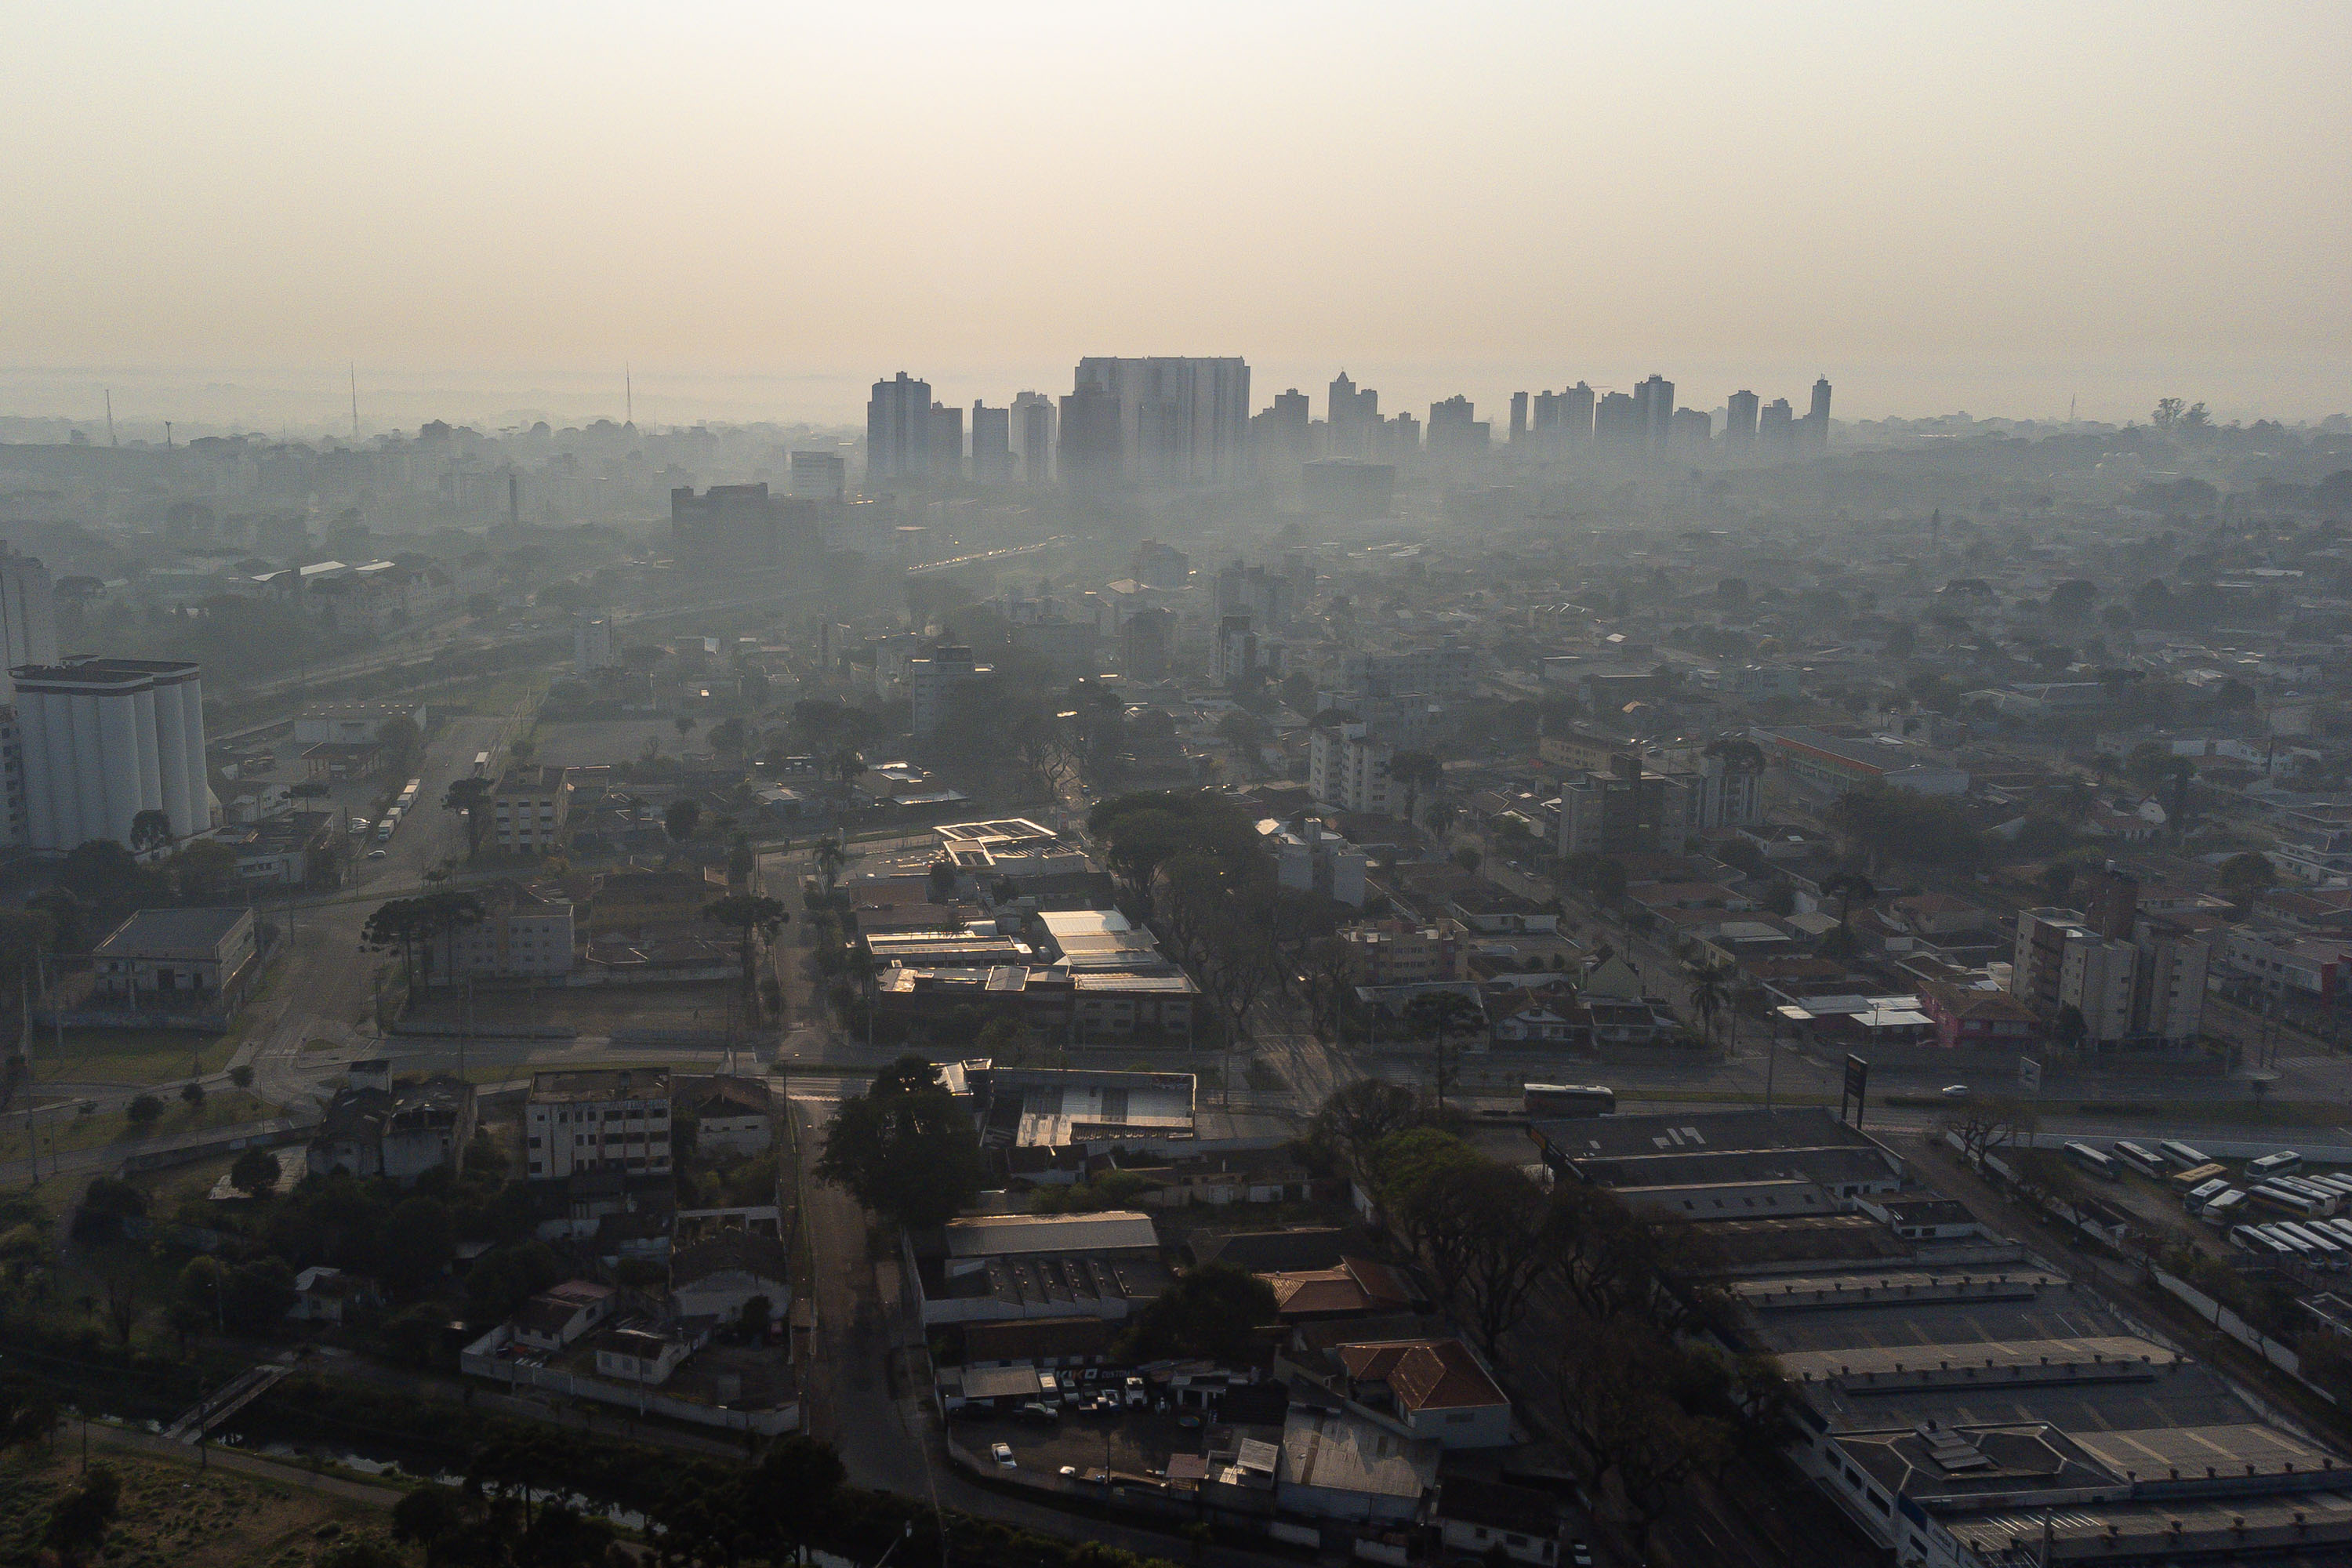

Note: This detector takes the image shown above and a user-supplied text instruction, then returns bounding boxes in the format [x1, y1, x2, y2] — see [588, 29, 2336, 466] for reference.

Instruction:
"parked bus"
[376, 818, 396, 843]
[2168, 1162, 2229, 1192]
[2305, 1174, 2352, 1200]
[2259, 1225, 2318, 1261]
[2157, 1139, 2212, 1171]
[2249, 1150, 2305, 1179]
[1524, 1084, 1615, 1118]
[2274, 1177, 2343, 1216]
[2318, 1218, 2352, 1250]
[2232, 1225, 2292, 1260]
[2184, 1178, 2231, 1213]
[2111, 1141, 2166, 1180]
[2248, 1184, 2323, 1220]
[2278, 1223, 2346, 1267]
[2065, 1142, 2121, 1181]
[2201, 1189, 2246, 1226]
[473, 750, 491, 779]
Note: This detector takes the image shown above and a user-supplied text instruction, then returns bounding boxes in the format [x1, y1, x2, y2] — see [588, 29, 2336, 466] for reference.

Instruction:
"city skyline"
[3, 4, 2347, 430]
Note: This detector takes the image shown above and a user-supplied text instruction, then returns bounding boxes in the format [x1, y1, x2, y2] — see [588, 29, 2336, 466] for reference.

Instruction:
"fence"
[2151, 1269, 2311, 1384]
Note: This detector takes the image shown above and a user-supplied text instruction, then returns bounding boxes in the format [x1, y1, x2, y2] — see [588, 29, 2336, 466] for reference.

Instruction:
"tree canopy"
[815, 1055, 987, 1229]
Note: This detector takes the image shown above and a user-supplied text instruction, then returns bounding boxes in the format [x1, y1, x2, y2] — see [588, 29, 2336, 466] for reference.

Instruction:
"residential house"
[306, 1062, 478, 1183]
[510, 1280, 618, 1352]
[670, 1231, 789, 1329]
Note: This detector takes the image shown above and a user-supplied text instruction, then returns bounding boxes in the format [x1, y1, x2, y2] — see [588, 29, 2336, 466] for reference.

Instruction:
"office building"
[670, 484, 819, 574]
[0, 546, 58, 702]
[788, 449, 846, 502]
[866, 371, 933, 482]
[909, 644, 991, 739]
[970, 402, 1011, 485]
[1632, 374, 1675, 451]
[524, 1067, 673, 1181]
[14, 657, 209, 852]
[491, 766, 572, 855]
[1724, 390, 1760, 450]
[1308, 724, 1397, 816]
[1328, 371, 1379, 457]
[1806, 376, 1833, 448]
[1060, 357, 1250, 488]
[1011, 391, 1056, 485]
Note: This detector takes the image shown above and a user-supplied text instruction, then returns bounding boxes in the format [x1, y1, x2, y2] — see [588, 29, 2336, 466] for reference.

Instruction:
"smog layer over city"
[0, 6, 2349, 1568]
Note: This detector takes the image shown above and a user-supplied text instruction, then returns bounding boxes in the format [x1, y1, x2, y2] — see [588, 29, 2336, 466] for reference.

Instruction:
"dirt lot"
[402, 978, 745, 1039]
[0, 1447, 405, 1568]
[532, 718, 706, 769]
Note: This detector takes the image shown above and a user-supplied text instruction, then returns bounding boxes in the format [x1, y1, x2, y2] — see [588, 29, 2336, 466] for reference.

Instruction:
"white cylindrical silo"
[99, 684, 142, 844]
[131, 684, 162, 821]
[153, 674, 191, 836]
[26, 688, 64, 849]
[177, 671, 208, 834]
[69, 690, 106, 848]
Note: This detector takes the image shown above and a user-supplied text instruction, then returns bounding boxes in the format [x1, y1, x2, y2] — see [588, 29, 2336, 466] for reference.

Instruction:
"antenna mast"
[104, 389, 115, 446]
[350, 363, 359, 440]
[626, 363, 633, 425]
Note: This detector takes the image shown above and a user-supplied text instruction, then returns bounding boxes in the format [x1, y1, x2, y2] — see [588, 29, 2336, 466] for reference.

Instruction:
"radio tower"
[625, 364, 633, 426]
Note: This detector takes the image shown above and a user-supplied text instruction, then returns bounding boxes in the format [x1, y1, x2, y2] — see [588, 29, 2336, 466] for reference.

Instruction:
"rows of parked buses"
[2063, 1137, 2352, 1266]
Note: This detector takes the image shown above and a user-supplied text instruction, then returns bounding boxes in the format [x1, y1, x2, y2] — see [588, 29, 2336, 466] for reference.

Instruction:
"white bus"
[2278, 1223, 2346, 1267]
[2259, 1225, 2318, 1261]
[1524, 1084, 1616, 1118]
[2201, 1189, 2246, 1226]
[2248, 1184, 2324, 1219]
[2184, 1178, 2231, 1212]
[2065, 1142, 2121, 1181]
[2157, 1139, 2212, 1171]
[2111, 1141, 2166, 1179]
[2249, 1151, 2305, 1179]
[2274, 1177, 2343, 1216]
[2232, 1225, 2292, 1260]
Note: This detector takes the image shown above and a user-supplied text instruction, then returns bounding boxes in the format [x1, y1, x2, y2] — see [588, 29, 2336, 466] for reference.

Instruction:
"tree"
[812, 837, 847, 898]
[392, 1485, 473, 1568]
[230, 1064, 253, 1089]
[43, 1461, 122, 1566]
[166, 839, 241, 905]
[1818, 870, 1877, 954]
[1312, 1079, 1425, 1171]
[125, 1094, 164, 1131]
[230, 1148, 282, 1196]
[443, 775, 493, 858]
[2048, 579, 2098, 621]
[2055, 1002, 2089, 1054]
[739, 1434, 846, 1563]
[703, 893, 788, 1021]
[1682, 954, 1730, 1048]
[1124, 1263, 1277, 1363]
[223, 1257, 296, 1330]
[666, 798, 702, 841]
[815, 1056, 987, 1229]
[180, 1079, 205, 1109]
[1366, 1128, 1484, 1298]
[1387, 750, 1444, 826]
[1403, 989, 1483, 1109]
[129, 808, 175, 855]
[2219, 851, 2278, 901]
[0, 1378, 59, 1456]
[463, 1240, 563, 1326]
[1454, 1163, 1554, 1363]
[1940, 1094, 2039, 1168]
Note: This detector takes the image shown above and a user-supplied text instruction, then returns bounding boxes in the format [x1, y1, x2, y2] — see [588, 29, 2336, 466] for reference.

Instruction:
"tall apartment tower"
[1724, 390, 1761, 451]
[15, 658, 209, 851]
[1594, 390, 1642, 452]
[1759, 397, 1797, 455]
[970, 402, 1012, 485]
[1560, 382, 1595, 445]
[928, 402, 964, 480]
[1012, 391, 1057, 485]
[1328, 371, 1379, 458]
[1806, 376, 1833, 449]
[865, 372, 932, 483]
[1508, 390, 1530, 445]
[1261, 388, 1311, 466]
[1632, 375, 1676, 451]
[1065, 358, 1252, 488]
[0, 546, 59, 704]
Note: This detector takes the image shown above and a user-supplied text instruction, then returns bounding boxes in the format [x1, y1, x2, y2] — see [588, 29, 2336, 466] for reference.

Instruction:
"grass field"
[0, 1446, 407, 1568]
[0, 1090, 273, 1167]
[31, 1027, 238, 1086]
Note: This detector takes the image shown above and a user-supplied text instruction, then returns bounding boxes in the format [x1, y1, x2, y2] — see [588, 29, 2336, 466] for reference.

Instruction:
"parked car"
[1570, 1543, 1593, 1567]
[1058, 1465, 1078, 1478]
[1123, 1376, 1147, 1408]
[990, 1443, 1014, 1468]
[1016, 1401, 1061, 1423]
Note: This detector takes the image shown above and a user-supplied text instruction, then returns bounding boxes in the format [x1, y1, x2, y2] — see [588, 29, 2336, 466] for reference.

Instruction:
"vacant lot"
[32, 1026, 238, 1087]
[0, 1089, 272, 1166]
[0, 1446, 405, 1568]
[532, 717, 705, 768]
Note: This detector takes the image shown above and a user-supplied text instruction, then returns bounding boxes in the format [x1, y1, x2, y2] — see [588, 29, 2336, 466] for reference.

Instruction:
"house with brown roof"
[1916, 981, 2038, 1051]
[1323, 1337, 1514, 1448]
[1258, 1256, 1424, 1323]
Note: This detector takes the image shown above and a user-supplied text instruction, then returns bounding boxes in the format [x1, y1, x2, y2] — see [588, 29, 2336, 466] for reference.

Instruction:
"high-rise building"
[970, 402, 1012, 485]
[573, 615, 615, 676]
[866, 372, 932, 483]
[928, 402, 964, 480]
[1508, 390, 1530, 445]
[1328, 371, 1379, 458]
[1058, 385, 1123, 494]
[1260, 388, 1311, 468]
[15, 657, 209, 852]
[671, 485, 819, 574]
[789, 450, 847, 503]
[1377, 413, 1419, 457]
[1759, 397, 1797, 456]
[1724, 390, 1760, 451]
[1561, 382, 1595, 445]
[1806, 376, 1833, 449]
[1308, 723, 1397, 816]
[1427, 396, 1486, 460]
[909, 644, 991, 739]
[1012, 391, 1057, 485]
[1632, 375, 1675, 451]
[1062, 358, 1251, 488]
[1669, 407, 1712, 452]
[1593, 390, 1642, 452]
[0, 547, 58, 704]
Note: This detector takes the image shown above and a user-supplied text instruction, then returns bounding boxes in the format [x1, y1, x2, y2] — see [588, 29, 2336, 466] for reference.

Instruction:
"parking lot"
[957, 1395, 1207, 1483]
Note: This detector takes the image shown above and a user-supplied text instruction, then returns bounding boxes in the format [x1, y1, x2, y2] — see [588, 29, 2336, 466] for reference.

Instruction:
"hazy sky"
[4, 2, 2348, 432]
